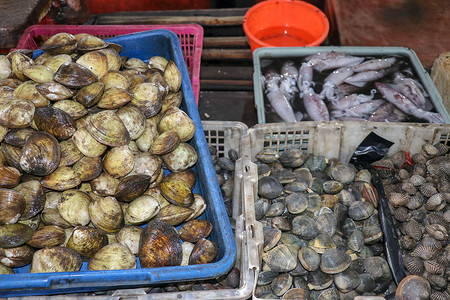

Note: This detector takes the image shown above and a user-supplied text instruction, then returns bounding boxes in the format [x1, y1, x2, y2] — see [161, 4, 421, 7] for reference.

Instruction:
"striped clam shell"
[413, 163, 427, 177]
[391, 151, 407, 168]
[393, 207, 411, 223]
[430, 291, 450, 300]
[419, 182, 438, 198]
[371, 159, 395, 179]
[401, 181, 417, 195]
[421, 143, 440, 159]
[421, 234, 442, 251]
[433, 142, 449, 156]
[424, 193, 447, 211]
[412, 153, 428, 165]
[406, 194, 424, 210]
[425, 224, 449, 241]
[402, 255, 424, 275]
[426, 212, 448, 230]
[437, 179, 450, 193]
[426, 156, 450, 177]
[388, 192, 409, 207]
[423, 260, 445, 275]
[411, 244, 439, 260]
[396, 168, 411, 182]
[404, 219, 423, 241]
[409, 174, 427, 187]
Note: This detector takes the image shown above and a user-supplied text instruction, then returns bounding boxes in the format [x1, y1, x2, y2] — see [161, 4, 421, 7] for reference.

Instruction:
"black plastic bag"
[350, 132, 406, 293]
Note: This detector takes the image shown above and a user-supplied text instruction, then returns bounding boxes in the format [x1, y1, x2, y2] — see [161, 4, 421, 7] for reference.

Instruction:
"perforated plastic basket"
[15, 24, 203, 104]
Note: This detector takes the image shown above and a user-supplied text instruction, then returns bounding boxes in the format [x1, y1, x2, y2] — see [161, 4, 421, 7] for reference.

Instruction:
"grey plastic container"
[252, 46, 450, 124]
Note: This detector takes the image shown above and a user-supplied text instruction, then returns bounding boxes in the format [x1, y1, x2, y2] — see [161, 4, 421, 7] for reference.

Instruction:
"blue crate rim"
[0, 29, 236, 295]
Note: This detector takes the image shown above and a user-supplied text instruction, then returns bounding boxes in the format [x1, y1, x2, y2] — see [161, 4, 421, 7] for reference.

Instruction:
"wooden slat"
[203, 36, 248, 48]
[200, 66, 253, 80]
[202, 49, 252, 60]
[96, 7, 249, 18]
[94, 15, 244, 26]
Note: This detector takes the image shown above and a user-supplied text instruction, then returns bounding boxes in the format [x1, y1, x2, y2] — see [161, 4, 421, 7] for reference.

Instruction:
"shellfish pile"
[253, 149, 396, 299]
[0, 32, 217, 274]
[375, 143, 450, 300]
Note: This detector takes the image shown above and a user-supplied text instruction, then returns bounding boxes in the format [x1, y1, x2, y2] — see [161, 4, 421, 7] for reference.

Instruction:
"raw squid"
[297, 61, 314, 93]
[375, 82, 443, 124]
[320, 67, 354, 102]
[264, 70, 297, 123]
[309, 55, 364, 72]
[368, 102, 407, 122]
[391, 72, 432, 110]
[329, 90, 377, 110]
[301, 87, 329, 121]
[330, 99, 385, 119]
[352, 57, 397, 72]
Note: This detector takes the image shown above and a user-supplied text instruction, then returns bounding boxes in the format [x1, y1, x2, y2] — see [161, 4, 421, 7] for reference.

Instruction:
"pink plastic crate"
[15, 24, 203, 105]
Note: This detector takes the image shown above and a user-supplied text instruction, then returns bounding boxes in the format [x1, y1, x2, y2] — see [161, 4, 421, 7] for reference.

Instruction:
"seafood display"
[261, 52, 444, 124]
[374, 143, 450, 299]
[0, 32, 218, 275]
[252, 149, 397, 299]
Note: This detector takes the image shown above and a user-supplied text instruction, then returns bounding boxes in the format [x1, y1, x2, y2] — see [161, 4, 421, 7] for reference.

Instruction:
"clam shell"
[116, 225, 143, 256]
[185, 194, 206, 222]
[388, 192, 409, 207]
[73, 156, 103, 181]
[162, 142, 197, 172]
[298, 247, 320, 271]
[0, 223, 34, 248]
[0, 166, 21, 188]
[66, 226, 106, 259]
[333, 268, 361, 293]
[403, 255, 424, 275]
[161, 91, 182, 113]
[0, 99, 35, 129]
[89, 195, 124, 233]
[148, 56, 168, 71]
[30, 246, 82, 273]
[163, 169, 196, 191]
[330, 165, 356, 185]
[124, 195, 160, 225]
[158, 106, 195, 142]
[22, 65, 54, 83]
[116, 106, 146, 140]
[85, 110, 130, 147]
[0, 245, 34, 267]
[76, 34, 108, 52]
[153, 204, 194, 226]
[0, 188, 25, 225]
[14, 180, 45, 220]
[74, 81, 105, 108]
[26, 225, 65, 248]
[72, 127, 108, 158]
[54, 62, 97, 89]
[97, 87, 133, 109]
[423, 260, 445, 275]
[3, 128, 35, 148]
[164, 60, 182, 93]
[255, 149, 279, 164]
[128, 152, 162, 179]
[0, 55, 12, 80]
[135, 115, 159, 152]
[271, 273, 293, 297]
[41, 166, 81, 191]
[33, 106, 76, 140]
[52, 100, 88, 120]
[139, 219, 182, 268]
[99, 49, 122, 71]
[179, 219, 213, 243]
[88, 242, 136, 270]
[151, 130, 181, 155]
[263, 244, 297, 273]
[115, 175, 151, 203]
[10, 52, 34, 81]
[188, 238, 218, 265]
[101, 70, 131, 90]
[348, 200, 374, 221]
[103, 145, 134, 178]
[131, 82, 161, 118]
[320, 249, 351, 274]
[285, 193, 308, 214]
[58, 190, 91, 226]
[160, 178, 194, 208]
[76, 50, 109, 79]
[124, 58, 148, 72]
[58, 139, 83, 167]
[19, 131, 60, 176]
[258, 176, 283, 200]
[40, 33, 77, 54]
[291, 215, 319, 240]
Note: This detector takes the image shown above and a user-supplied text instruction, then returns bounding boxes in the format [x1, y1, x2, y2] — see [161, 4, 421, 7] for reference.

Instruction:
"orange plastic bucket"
[243, 0, 329, 52]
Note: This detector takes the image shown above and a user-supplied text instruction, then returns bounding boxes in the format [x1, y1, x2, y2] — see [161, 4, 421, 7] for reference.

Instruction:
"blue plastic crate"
[0, 29, 236, 297]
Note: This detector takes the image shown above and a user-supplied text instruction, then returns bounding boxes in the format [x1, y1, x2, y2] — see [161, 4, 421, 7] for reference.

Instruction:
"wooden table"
[0, 0, 52, 49]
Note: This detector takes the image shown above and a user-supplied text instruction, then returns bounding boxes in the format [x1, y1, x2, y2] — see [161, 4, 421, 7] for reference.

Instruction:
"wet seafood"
[0, 32, 213, 280]
[261, 52, 443, 123]
[254, 149, 395, 298]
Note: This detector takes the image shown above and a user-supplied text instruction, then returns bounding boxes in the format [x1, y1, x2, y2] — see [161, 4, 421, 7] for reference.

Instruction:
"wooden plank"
[200, 66, 253, 80]
[203, 36, 248, 48]
[94, 15, 244, 26]
[202, 49, 252, 60]
[96, 7, 249, 18]
[198, 91, 257, 127]
[200, 79, 254, 91]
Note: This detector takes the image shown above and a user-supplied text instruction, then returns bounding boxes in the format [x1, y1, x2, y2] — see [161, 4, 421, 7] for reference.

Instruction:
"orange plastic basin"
[243, 0, 329, 52]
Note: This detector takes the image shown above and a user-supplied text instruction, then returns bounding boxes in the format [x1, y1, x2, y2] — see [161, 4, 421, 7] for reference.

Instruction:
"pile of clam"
[253, 149, 396, 299]
[373, 143, 450, 300]
[0, 32, 217, 274]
